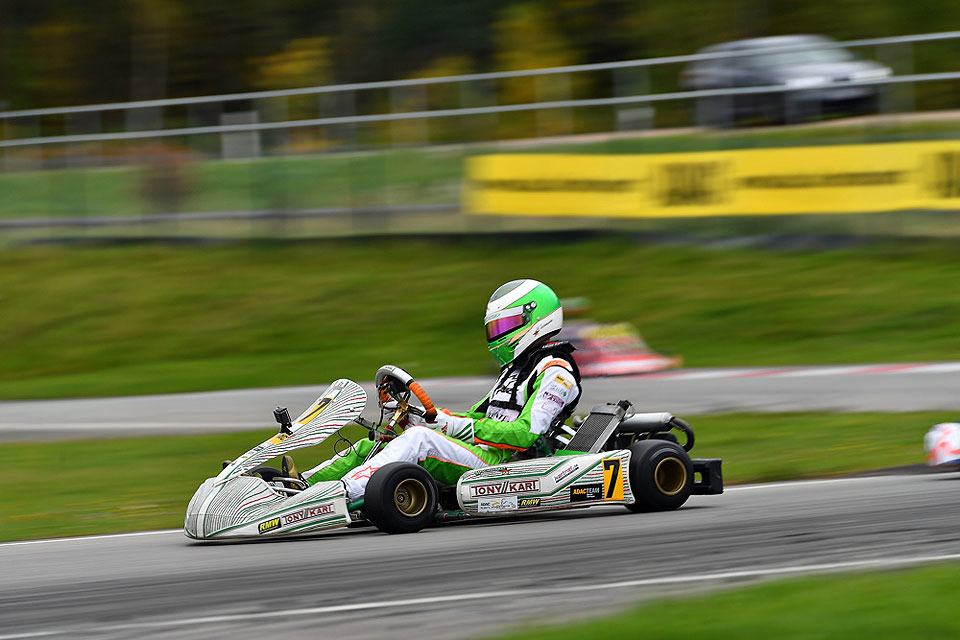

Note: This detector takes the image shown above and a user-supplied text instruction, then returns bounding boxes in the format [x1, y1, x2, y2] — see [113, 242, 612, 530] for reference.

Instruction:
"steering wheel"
[374, 365, 438, 423]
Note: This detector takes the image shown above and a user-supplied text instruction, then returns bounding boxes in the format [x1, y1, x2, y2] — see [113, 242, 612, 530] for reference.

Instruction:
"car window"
[746, 48, 854, 68]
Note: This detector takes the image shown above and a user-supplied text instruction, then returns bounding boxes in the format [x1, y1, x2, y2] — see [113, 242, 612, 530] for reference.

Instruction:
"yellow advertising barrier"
[464, 140, 960, 218]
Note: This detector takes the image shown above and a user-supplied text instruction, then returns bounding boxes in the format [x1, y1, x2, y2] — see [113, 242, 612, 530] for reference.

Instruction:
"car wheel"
[626, 440, 693, 512]
[365, 462, 438, 534]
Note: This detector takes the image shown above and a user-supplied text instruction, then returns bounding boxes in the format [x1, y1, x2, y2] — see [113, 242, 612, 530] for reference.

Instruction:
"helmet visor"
[486, 311, 525, 342]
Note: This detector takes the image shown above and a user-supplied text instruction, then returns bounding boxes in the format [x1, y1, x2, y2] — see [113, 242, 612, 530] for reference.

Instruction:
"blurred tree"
[492, 2, 579, 137]
[250, 36, 331, 90]
[2, 0, 960, 115]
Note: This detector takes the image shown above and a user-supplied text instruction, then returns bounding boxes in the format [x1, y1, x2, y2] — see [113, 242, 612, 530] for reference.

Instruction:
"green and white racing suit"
[302, 342, 582, 501]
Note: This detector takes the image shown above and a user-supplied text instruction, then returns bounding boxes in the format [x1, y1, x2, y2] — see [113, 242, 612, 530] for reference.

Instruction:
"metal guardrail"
[1, 30, 958, 121]
[1, 30, 958, 151]
[2, 71, 959, 149]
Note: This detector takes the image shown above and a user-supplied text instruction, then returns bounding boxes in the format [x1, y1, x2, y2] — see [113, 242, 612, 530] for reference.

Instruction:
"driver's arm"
[471, 366, 579, 451]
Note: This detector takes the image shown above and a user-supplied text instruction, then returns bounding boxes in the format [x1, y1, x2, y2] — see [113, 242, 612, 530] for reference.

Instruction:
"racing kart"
[184, 366, 723, 540]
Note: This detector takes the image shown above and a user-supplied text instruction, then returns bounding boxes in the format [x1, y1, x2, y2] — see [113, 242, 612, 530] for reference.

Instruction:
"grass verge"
[3, 118, 958, 219]
[3, 237, 960, 399]
[496, 564, 960, 640]
[0, 412, 949, 543]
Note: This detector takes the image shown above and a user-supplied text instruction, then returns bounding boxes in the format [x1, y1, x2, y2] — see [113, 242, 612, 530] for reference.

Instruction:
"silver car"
[682, 35, 892, 127]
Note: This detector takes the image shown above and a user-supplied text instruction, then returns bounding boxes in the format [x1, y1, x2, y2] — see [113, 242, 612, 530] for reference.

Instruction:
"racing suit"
[302, 342, 582, 501]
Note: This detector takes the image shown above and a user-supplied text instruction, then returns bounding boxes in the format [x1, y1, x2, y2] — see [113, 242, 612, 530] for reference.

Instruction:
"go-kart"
[184, 365, 723, 540]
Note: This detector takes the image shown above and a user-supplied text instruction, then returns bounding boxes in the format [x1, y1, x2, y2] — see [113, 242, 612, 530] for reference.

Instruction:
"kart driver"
[294, 279, 582, 502]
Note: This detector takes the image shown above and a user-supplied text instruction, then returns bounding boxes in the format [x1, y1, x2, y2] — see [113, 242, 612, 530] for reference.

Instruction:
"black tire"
[364, 462, 438, 534]
[626, 440, 693, 513]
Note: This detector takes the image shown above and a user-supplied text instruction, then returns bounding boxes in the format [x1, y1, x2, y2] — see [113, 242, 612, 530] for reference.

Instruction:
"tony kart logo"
[470, 479, 541, 497]
[281, 504, 335, 526]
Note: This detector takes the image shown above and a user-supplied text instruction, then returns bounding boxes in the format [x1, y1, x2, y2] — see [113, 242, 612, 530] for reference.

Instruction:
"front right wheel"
[364, 462, 439, 534]
[626, 440, 693, 512]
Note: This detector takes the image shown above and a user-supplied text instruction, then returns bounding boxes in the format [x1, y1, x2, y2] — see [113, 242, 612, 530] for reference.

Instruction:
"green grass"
[495, 564, 960, 640]
[0, 423, 367, 542]
[0, 412, 948, 543]
[2, 237, 960, 399]
[0, 149, 465, 218]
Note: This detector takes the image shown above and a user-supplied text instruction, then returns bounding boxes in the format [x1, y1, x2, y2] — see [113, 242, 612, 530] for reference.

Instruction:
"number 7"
[603, 458, 621, 499]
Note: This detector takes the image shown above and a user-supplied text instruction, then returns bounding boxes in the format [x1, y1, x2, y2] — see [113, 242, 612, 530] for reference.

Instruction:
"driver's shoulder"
[532, 353, 576, 377]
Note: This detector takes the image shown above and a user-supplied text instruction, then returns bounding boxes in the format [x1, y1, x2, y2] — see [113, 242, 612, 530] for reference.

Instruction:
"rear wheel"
[626, 440, 693, 512]
[365, 462, 438, 534]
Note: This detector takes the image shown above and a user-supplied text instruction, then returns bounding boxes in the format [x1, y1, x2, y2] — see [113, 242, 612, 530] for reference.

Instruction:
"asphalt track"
[2, 362, 960, 441]
[2, 473, 960, 639]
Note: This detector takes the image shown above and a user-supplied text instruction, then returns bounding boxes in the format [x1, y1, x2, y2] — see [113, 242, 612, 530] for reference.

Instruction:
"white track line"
[2, 551, 959, 639]
[0, 529, 180, 548]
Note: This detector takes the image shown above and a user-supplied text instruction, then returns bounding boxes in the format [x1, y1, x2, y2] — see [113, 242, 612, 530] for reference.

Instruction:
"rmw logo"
[470, 479, 540, 497]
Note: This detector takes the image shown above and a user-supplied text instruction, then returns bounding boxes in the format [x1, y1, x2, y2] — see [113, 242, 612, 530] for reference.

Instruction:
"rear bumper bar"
[692, 458, 723, 495]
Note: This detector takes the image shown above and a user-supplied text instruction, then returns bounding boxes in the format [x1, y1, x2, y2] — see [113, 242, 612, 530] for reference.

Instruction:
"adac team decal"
[569, 484, 603, 502]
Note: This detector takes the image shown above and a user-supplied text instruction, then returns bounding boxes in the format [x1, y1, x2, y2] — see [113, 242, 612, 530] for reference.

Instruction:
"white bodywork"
[924, 422, 960, 466]
[456, 449, 634, 515]
[184, 378, 365, 539]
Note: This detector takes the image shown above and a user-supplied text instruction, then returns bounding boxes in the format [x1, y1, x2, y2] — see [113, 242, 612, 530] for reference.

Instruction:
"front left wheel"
[364, 462, 438, 534]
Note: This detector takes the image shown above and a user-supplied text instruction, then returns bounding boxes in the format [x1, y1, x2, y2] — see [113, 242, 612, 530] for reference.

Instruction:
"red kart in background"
[557, 298, 682, 377]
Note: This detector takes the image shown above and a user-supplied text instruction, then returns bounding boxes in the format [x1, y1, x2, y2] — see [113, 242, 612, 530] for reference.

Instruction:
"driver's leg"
[342, 426, 502, 500]
[302, 438, 377, 485]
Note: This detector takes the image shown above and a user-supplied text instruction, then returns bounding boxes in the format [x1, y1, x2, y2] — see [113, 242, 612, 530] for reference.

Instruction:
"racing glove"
[409, 408, 475, 443]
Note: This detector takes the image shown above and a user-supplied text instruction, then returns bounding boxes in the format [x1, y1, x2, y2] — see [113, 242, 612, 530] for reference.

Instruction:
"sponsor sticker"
[303, 504, 335, 518]
[477, 496, 519, 513]
[552, 464, 579, 484]
[268, 432, 290, 444]
[602, 457, 625, 501]
[519, 497, 541, 508]
[470, 479, 541, 497]
[541, 391, 565, 406]
[281, 503, 335, 526]
[555, 375, 573, 390]
[257, 517, 281, 534]
[569, 484, 604, 502]
[298, 397, 332, 424]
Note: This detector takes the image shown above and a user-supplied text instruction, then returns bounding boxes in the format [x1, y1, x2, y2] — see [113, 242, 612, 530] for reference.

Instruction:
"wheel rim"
[394, 478, 428, 517]
[654, 457, 687, 496]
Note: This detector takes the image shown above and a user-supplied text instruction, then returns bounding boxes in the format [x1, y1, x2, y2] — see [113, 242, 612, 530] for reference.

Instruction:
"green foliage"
[2, 238, 960, 399]
[5, 0, 960, 111]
